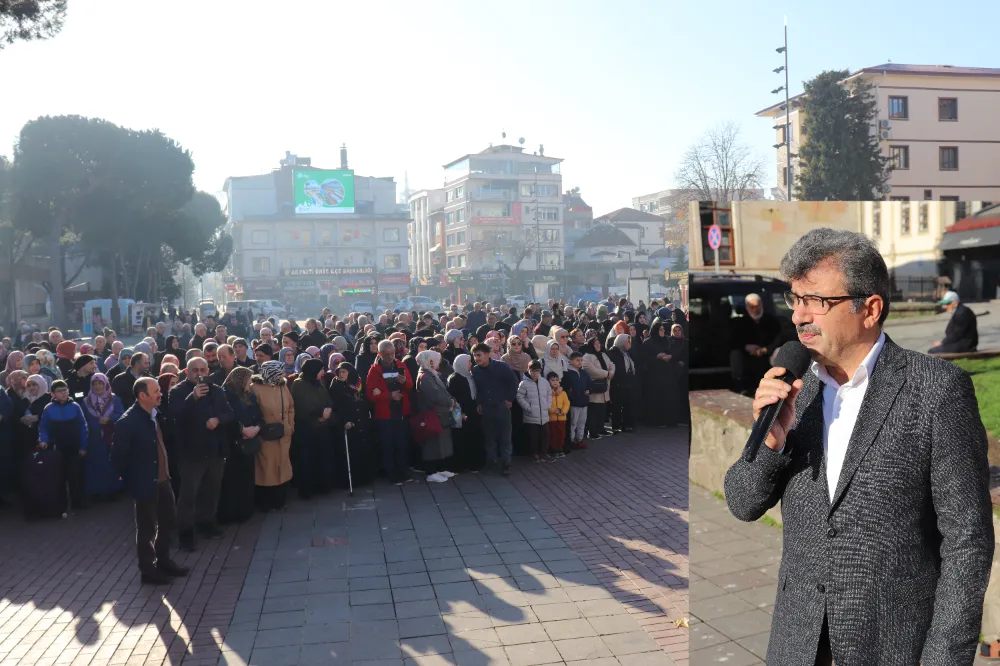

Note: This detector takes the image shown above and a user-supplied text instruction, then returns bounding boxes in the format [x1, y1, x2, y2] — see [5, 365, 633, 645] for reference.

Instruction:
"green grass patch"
[993, 505, 1000, 521]
[950, 357, 1000, 440]
[712, 490, 725, 502]
[760, 515, 783, 529]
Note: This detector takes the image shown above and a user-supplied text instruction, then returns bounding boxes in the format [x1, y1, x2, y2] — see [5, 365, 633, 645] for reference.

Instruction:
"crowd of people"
[0, 296, 688, 583]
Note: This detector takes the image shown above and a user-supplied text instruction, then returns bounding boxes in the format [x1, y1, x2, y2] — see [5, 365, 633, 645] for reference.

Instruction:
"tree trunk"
[131, 246, 145, 301]
[48, 214, 66, 330]
[109, 250, 121, 334]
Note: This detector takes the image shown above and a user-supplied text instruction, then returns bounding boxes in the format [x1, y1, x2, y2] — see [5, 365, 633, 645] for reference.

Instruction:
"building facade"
[226, 152, 411, 309]
[437, 144, 565, 301]
[408, 188, 446, 287]
[757, 64, 1000, 201]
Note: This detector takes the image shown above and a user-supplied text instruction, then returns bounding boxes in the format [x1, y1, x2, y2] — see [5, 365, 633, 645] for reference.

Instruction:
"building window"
[938, 98, 958, 121]
[872, 204, 881, 238]
[888, 96, 908, 120]
[539, 251, 560, 267]
[918, 203, 929, 233]
[446, 234, 455, 247]
[384, 228, 400, 242]
[537, 206, 559, 221]
[953, 200, 968, 222]
[923, 189, 933, 201]
[384, 254, 401, 269]
[939, 146, 959, 170]
[302, 256, 313, 267]
[458, 255, 467, 267]
[456, 231, 466, 244]
[319, 230, 332, 246]
[639, 203, 648, 212]
[456, 209, 464, 223]
[251, 257, 270, 272]
[447, 256, 455, 268]
[537, 184, 558, 197]
[252, 231, 270, 244]
[541, 229, 560, 243]
[698, 204, 734, 265]
[890, 146, 909, 170]
[778, 125, 787, 145]
[281, 256, 291, 268]
[446, 212, 455, 226]
[901, 202, 911, 235]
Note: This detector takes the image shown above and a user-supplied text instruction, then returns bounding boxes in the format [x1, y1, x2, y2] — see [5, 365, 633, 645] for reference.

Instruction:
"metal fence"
[890, 275, 942, 302]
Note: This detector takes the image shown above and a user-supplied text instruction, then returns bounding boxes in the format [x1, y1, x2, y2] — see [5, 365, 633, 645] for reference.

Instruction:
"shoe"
[404, 477, 418, 483]
[426, 473, 448, 483]
[589, 434, 602, 440]
[179, 530, 196, 552]
[439, 471, 456, 478]
[501, 463, 511, 477]
[393, 481, 404, 487]
[534, 456, 543, 464]
[556, 452, 566, 459]
[157, 560, 190, 577]
[141, 570, 173, 585]
[197, 524, 224, 539]
[573, 441, 588, 450]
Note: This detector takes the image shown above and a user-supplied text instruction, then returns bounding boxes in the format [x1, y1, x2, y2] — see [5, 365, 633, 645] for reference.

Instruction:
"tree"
[0, 0, 66, 48]
[674, 122, 767, 205]
[794, 70, 890, 200]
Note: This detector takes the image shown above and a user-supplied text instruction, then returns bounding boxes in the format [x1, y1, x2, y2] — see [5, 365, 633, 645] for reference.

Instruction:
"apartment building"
[438, 143, 564, 301]
[226, 152, 411, 307]
[757, 63, 1000, 201]
[408, 188, 446, 286]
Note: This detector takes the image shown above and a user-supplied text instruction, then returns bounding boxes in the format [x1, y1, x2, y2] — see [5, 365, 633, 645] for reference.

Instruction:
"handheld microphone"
[744, 341, 812, 463]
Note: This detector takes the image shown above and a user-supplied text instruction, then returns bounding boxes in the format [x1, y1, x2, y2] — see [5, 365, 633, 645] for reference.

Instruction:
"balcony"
[470, 189, 516, 202]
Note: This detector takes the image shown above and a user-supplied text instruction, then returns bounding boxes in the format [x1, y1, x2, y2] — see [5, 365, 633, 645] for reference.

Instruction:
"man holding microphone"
[724, 228, 993, 666]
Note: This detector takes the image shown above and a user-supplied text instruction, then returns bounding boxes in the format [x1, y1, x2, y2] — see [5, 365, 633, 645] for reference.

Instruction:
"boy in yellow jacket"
[546, 372, 570, 459]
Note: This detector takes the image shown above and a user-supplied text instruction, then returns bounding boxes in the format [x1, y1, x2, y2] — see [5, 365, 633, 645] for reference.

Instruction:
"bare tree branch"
[674, 121, 768, 204]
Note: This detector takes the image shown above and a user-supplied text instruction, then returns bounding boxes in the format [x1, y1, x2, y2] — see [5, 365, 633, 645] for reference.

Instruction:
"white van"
[225, 300, 260, 314]
[254, 299, 287, 318]
[198, 300, 217, 318]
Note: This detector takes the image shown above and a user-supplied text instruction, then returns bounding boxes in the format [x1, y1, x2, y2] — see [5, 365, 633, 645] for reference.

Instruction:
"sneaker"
[589, 434, 602, 440]
[534, 456, 543, 464]
[439, 471, 456, 478]
[556, 452, 566, 459]
[140, 570, 173, 586]
[573, 441, 589, 450]
[426, 472, 449, 483]
[157, 560, 190, 577]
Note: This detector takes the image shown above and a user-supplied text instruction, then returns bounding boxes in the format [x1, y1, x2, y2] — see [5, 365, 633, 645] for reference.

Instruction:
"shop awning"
[939, 224, 1000, 251]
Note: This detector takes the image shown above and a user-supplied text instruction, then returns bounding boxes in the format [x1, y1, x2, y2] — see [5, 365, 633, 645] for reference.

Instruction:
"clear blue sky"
[0, 0, 996, 214]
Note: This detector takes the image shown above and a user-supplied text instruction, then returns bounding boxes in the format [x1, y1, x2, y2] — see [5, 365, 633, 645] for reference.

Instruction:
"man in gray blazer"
[724, 228, 994, 666]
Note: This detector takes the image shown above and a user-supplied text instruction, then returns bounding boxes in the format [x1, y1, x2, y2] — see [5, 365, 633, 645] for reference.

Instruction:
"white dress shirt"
[812, 331, 886, 502]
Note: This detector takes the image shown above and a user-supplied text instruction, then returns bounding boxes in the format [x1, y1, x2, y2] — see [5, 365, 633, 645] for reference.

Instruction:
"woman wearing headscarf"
[0, 369, 14, 502]
[164, 336, 183, 362]
[354, 334, 381, 386]
[541, 340, 569, 381]
[0, 351, 24, 389]
[414, 350, 455, 483]
[606, 334, 638, 433]
[55, 340, 77, 379]
[279, 348, 298, 378]
[667, 323, 690, 426]
[35, 349, 61, 388]
[219, 366, 261, 524]
[328, 361, 375, 487]
[443, 329, 464, 364]
[531, 335, 549, 360]
[403, 337, 426, 391]
[643, 320, 676, 427]
[582, 337, 614, 440]
[251, 362, 295, 511]
[106, 348, 133, 383]
[304, 345, 321, 359]
[319, 343, 337, 370]
[484, 331, 503, 362]
[7, 371, 30, 477]
[447, 354, 484, 473]
[331, 336, 354, 366]
[17, 374, 51, 453]
[82, 373, 124, 501]
[291, 358, 335, 499]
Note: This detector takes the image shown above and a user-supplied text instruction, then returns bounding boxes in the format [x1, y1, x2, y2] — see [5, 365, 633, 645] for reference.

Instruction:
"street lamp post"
[772, 18, 792, 200]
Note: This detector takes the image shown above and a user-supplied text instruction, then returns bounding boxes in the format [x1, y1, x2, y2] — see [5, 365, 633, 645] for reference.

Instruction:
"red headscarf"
[56, 340, 77, 360]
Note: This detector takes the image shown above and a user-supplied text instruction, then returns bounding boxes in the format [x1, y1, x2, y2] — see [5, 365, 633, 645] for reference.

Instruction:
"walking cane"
[344, 429, 354, 497]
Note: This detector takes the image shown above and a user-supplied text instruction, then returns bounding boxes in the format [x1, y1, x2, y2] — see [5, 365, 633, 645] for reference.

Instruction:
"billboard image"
[294, 169, 355, 214]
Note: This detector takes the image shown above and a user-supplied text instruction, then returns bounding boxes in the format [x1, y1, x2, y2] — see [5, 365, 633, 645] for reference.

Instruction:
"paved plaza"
[0, 428, 688, 666]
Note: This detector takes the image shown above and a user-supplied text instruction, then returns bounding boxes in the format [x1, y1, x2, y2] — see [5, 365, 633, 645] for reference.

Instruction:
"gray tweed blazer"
[724, 337, 994, 666]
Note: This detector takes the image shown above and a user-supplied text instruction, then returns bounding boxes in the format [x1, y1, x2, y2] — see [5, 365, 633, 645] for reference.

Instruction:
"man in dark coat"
[928, 290, 978, 353]
[113, 352, 150, 411]
[730, 293, 783, 396]
[112, 378, 190, 585]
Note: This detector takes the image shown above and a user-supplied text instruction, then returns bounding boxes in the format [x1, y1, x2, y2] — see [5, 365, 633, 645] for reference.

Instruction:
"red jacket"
[365, 359, 413, 420]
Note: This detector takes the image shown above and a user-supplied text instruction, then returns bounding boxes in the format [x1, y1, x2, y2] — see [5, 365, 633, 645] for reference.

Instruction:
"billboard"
[294, 170, 355, 214]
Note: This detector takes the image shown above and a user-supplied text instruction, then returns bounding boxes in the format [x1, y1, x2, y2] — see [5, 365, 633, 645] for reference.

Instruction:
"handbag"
[589, 379, 608, 394]
[259, 387, 285, 441]
[409, 409, 443, 443]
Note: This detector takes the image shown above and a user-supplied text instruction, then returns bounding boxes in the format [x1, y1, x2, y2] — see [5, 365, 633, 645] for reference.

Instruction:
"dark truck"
[688, 272, 797, 391]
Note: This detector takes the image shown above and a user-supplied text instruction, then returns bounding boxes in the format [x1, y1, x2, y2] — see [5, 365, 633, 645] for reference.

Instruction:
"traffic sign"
[708, 224, 722, 250]
[663, 268, 671, 281]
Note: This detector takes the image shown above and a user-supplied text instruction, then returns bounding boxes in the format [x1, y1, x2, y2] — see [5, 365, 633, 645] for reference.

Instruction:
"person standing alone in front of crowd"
[112, 377, 190, 585]
[725, 228, 994, 665]
[516, 360, 552, 464]
[168, 357, 234, 551]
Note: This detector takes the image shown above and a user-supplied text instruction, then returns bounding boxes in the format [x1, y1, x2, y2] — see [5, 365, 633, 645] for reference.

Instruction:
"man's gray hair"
[377, 340, 395, 354]
[745, 293, 762, 306]
[779, 228, 891, 325]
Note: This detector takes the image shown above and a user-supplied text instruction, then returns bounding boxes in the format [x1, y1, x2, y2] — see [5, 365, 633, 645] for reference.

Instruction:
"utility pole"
[772, 17, 792, 200]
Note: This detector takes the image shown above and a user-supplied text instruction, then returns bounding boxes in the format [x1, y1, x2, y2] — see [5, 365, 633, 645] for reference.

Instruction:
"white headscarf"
[416, 350, 441, 373]
[613, 333, 635, 373]
[452, 354, 475, 399]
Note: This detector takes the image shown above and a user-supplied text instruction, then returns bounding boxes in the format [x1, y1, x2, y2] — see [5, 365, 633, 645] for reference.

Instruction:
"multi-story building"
[225, 151, 411, 309]
[408, 189, 446, 288]
[437, 144, 564, 301]
[757, 63, 1000, 201]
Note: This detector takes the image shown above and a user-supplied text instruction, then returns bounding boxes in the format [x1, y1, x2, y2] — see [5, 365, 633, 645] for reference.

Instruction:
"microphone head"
[774, 341, 812, 379]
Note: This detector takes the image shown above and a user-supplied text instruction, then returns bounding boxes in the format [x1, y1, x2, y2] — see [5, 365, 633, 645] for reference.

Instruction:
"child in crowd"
[547, 371, 569, 459]
[38, 379, 89, 510]
[562, 352, 590, 450]
[516, 360, 552, 463]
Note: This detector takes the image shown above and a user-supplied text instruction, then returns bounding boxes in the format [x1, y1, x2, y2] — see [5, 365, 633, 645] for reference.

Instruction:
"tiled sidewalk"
[0, 426, 689, 666]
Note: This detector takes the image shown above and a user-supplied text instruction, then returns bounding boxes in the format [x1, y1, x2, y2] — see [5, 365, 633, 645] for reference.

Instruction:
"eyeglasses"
[783, 291, 870, 314]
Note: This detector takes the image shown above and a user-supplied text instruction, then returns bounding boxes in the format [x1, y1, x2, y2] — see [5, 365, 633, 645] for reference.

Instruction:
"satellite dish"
[502, 130, 506, 139]
[518, 137, 525, 145]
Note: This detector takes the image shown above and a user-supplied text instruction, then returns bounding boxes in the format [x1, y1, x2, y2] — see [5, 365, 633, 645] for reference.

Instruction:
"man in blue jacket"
[39, 379, 89, 510]
[471, 343, 518, 476]
[113, 377, 190, 585]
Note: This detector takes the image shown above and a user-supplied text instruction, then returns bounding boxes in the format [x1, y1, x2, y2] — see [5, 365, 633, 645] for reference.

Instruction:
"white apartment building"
[408, 189, 446, 286]
[226, 153, 411, 307]
[757, 63, 1000, 201]
[437, 144, 564, 300]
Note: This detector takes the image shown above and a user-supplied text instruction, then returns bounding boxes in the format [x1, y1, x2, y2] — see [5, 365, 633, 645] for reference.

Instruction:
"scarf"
[452, 353, 476, 399]
[84, 373, 115, 420]
[501, 345, 530, 376]
[319, 343, 337, 368]
[25, 374, 47, 404]
[327, 353, 345, 374]
[613, 334, 635, 373]
[5, 351, 24, 374]
[259, 361, 285, 386]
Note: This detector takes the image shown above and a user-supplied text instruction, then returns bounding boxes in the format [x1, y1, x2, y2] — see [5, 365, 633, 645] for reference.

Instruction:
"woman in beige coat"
[250, 361, 295, 511]
[582, 337, 614, 440]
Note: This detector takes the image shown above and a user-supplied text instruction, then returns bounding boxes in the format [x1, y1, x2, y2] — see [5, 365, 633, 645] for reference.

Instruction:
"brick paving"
[0, 426, 689, 666]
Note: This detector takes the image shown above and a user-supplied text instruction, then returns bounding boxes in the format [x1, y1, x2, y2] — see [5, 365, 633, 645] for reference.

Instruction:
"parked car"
[688, 272, 796, 391]
[349, 301, 377, 314]
[508, 295, 528, 310]
[395, 296, 445, 314]
[250, 299, 287, 318]
[198, 300, 217, 318]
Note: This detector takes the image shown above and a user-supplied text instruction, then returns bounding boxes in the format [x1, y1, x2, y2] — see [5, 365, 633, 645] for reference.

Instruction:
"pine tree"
[794, 70, 890, 200]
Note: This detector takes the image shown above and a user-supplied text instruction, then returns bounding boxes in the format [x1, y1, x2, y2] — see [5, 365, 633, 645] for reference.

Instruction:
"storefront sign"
[281, 266, 374, 277]
[283, 280, 317, 290]
[379, 274, 411, 285]
[242, 279, 280, 291]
